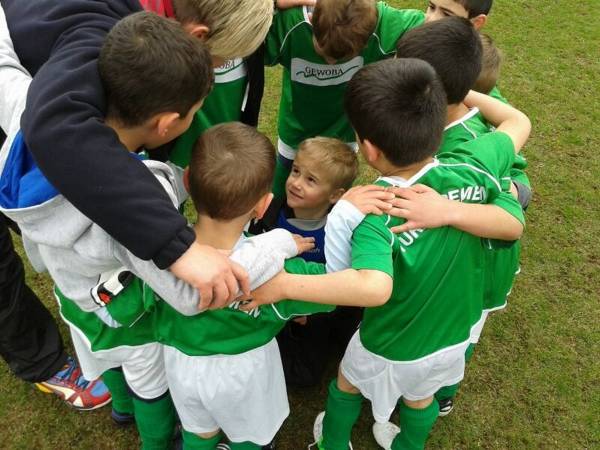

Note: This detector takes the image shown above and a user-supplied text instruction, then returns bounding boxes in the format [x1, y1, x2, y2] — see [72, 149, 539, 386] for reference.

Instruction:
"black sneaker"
[438, 397, 454, 417]
[262, 441, 276, 450]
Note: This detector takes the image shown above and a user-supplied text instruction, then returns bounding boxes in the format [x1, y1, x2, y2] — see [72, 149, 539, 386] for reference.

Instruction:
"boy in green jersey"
[394, 16, 531, 416]
[265, 0, 425, 197]
[244, 58, 530, 449]
[155, 122, 338, 450]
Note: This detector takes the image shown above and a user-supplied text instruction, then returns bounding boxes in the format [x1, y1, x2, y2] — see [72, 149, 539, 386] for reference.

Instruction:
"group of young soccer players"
[0, 0, 532, 449]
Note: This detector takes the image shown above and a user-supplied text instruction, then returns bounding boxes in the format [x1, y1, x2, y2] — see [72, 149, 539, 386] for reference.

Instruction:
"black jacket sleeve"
[2, 0, 194, 268]
[240, 45, 266, 127]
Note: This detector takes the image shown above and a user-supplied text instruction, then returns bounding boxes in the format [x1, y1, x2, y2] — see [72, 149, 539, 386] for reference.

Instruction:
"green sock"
[434, 343, 476, 401]
[132, 393, 177, 450]
[391, 400, 439, 450]
[465, 343, 476, 362]
[272, 158, 291, 199]
[102, 368, 134, 415]
[435, 383, 458, 401]
[181, 429, 221, 450]
[228, 441, 262, 450]
[322, 379, 363, 450]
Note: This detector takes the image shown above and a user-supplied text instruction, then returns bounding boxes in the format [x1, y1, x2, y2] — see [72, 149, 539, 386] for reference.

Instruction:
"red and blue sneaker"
[34, 356, 111, 410]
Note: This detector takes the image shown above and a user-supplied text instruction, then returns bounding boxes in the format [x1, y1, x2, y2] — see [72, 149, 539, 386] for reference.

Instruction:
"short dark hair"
[457, 0, 493, 17]
[395, 17, 482, 104]
[345, 58, 446, 167]
[99, 12, 213, 127]
[189, 123, 275, 220]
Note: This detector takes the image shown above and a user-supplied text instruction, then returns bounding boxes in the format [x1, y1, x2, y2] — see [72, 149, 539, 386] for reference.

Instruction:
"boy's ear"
[255, 193, 274, 220]
[329, 187, 346, 205]
[470, 14, 487, 30]
[182, 23, 210, 40]
[156, 112, 181, 138]
[183, 168, 191, 193]
[362, 139, 382, 163]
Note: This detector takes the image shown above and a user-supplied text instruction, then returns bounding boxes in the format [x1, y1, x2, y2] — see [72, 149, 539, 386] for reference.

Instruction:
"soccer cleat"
[310, 412, 353, 450]
[437, 397, 454, 417]
[34, 357, 111, 410]
[372, 422, 400, 450]
[111, 409, 135, 426]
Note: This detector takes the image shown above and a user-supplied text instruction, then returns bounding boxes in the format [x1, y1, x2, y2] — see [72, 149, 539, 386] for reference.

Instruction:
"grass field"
[1, 0, 599, 448]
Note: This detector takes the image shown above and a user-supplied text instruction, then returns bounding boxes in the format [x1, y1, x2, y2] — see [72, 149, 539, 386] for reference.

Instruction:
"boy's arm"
[388, 184, 524, 240]
[325, 185, 395, 273]
[464, 90, 531, 152]
[245, 215, 393, 309]
[114, 229, 304, 316]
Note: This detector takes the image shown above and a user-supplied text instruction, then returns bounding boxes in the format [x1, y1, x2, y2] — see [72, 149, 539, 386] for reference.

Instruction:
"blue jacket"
[1, 0, 194, 268]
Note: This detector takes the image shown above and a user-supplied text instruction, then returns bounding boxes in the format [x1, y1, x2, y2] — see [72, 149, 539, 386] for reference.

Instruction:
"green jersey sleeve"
[490, 190, 525, 225]
[375, 4, 425, 55]
[452, 131, 515, 181]
[351, 214, 394, 276]
[270, 257, 334, 319]
[265, 8, 304, 66]
[489, 85, 509, 104]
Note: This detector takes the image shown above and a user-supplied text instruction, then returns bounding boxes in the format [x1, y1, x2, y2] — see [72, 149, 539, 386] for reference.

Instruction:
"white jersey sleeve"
[325, 200, 366, 273]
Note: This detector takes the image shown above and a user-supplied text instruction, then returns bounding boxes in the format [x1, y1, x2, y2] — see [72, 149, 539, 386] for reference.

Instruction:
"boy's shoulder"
[272, 4, 311, 33]
[440, 107, 493, 153]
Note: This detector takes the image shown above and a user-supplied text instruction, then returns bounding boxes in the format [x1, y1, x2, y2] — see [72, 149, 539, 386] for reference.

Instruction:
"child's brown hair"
[297, 137, 358, 191]
[473, 33, 502, 94]
[312, 0, 378, 61]
[189, 122, 275, 220]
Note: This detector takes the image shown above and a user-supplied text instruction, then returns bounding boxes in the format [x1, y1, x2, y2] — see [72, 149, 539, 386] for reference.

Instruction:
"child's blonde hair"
[297, 137, 359, 191]
[173, 0, 273, 60]
[473, 33, 502, 94]
[312, 0, 378, 61]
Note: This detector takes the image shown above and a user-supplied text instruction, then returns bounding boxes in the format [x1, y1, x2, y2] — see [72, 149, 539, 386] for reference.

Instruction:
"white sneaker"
[372, 421, 401, 450]
[310, 411, 353, 450]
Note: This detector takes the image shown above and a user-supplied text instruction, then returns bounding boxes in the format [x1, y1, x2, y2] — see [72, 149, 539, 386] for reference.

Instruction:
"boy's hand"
[387, 184, 453, 233]
[276, 0, 316, 9]
[342, 185, 395, 215]
[240, 271, 289, 311]
[293, 234, 315, 254]
[170, 242, 250, 311]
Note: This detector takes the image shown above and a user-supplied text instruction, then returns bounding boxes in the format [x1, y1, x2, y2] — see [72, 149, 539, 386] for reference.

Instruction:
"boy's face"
[286, 152, 338, 212]
[425, 0, 470, 22]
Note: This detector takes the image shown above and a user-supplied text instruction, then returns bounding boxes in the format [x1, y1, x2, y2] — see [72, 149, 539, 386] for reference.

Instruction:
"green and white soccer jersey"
[55, 277, 157, 352]
[441, 110, 524, 311]
[169, 58, 248, 168]
[156, 257, 334, 356]
[265, 2, 424, 159]
[353, 132, 523, 362]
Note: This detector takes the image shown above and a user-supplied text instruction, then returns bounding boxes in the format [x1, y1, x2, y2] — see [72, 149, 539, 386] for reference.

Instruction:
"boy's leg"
[320, 369, 363, 450]
[131, 391, 177, 450]
[181, 429, 221, 450]
[102, 367, 134, 421]
[0, 214, 67, 381]
[390, 397, 438, 450]
[434, 343, 476, 410]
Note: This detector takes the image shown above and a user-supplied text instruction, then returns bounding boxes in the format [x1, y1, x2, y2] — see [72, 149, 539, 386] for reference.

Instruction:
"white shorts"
[164, 339, 289, 445]
[340, 332, 468, 423]
[69, 324, 167, 399]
